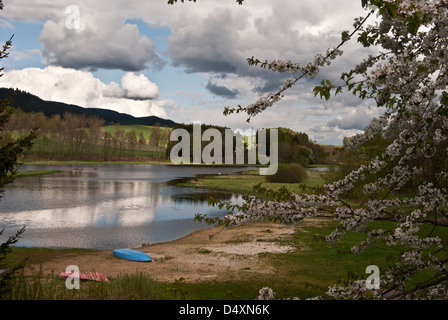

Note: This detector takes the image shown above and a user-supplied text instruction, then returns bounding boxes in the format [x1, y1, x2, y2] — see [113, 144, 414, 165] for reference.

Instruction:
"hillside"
[0, 87, 177, 127]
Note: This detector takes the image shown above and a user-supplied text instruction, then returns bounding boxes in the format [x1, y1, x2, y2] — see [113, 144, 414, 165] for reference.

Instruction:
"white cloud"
[0, 66, 169, 118]
[166, 0, 369, 77]
[308, 104, 385, 145]
[0, 0, 383, 144]
[2, 0, 371, 78]
[0, 66, 105, 106]
[309, 124, 363, 146]
[121, 72, 159, 100]
[39, 11, 164, 72]
[327, 105, 379, 131]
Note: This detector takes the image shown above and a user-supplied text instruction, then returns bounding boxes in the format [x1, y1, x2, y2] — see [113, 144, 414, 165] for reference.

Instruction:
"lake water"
[0, 164, 249, 250]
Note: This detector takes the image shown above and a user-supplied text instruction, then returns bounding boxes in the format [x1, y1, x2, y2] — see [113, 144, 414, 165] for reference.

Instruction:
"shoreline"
[21, 159, 265, 167]
[22, 159, 331, 168]
[21, 220, 306, 283]
[13, 162, 329, 284]
[11, 164, 328, 255]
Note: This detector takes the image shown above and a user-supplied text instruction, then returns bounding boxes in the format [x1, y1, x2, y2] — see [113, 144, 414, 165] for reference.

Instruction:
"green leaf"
[358, 32, 369, 47]
[441, 91, 448, 107]
[385, 2, 398, 18]
[408, 19, 420, 35]
[407, 12, 426, 35]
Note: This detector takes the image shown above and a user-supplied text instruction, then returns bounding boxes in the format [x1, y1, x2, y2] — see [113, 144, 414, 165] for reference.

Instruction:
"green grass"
[306, 164, 336, 168]
[25, 142, 162, 160]
[5, 169, 61, 179]
[103, 124, 172, 141]
[14, 170, 61, 178]
[4, 218, 446, 300]
[3, 247, 176, 300]
[178, 168, 326, 195]
[5, 270, 177, 300]
[262, 220, 392, 299]
[2, 247, 93, 271]
[21, 160, 171, 165]
[183, 219, 448, 300]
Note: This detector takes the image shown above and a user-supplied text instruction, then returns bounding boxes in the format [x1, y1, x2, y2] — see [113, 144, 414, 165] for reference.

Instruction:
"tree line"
[2, 108, 172, 161]
[165, 123, 337, 166]
[3, 108, 340, 165]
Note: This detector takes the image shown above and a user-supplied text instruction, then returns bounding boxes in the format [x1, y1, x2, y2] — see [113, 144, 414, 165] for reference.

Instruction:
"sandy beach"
[24, 221, 304, 283]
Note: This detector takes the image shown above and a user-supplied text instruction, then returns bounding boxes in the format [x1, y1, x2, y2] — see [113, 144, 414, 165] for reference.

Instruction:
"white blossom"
[220, 0, 448, 300]
[256, 287, 276, 300]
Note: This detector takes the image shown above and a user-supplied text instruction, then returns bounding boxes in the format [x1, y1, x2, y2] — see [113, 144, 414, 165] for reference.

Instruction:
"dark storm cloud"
[205, 81, 239, 99]
[177, 58, 237, 74]
[252, 74, 290, 94]
[167, 6, 249, 75]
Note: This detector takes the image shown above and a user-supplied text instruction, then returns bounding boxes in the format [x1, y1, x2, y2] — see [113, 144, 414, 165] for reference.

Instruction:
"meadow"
[13, 123, 172, 162]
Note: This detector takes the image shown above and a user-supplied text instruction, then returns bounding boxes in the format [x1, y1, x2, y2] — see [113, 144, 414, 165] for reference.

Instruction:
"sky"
[0, 0, 383, 146]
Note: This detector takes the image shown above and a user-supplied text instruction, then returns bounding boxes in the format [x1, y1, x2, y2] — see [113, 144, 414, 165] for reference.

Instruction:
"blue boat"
[113, 248, 152, 262]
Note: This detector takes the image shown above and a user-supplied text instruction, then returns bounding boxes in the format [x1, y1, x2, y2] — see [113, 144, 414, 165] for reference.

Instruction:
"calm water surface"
[0, 164, 248, 250]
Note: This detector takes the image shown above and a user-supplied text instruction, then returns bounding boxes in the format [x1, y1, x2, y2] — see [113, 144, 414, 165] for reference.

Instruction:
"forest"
[1, 106, 337, 165]
[165, 123, 338, 166]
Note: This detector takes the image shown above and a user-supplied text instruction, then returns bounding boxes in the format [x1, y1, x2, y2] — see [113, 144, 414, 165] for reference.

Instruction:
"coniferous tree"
[0, 0, 37, 297]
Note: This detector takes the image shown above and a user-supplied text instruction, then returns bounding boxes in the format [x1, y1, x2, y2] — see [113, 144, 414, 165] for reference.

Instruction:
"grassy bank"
[0, 220, 371, 300]
[15, 169, 61, 178]
[21, 159, 172, 165]
[6, 217, 446, 300]
[177, 167, 327, 195]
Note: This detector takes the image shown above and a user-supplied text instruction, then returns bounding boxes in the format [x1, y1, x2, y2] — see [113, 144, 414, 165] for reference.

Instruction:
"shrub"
[266, 163, 307, 183]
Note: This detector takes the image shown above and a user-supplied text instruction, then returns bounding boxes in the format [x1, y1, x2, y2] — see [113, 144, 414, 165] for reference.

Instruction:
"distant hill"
[0, 87, 177, 127]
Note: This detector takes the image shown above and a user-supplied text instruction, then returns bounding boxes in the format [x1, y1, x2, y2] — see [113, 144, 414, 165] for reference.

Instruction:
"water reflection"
[307, 166, 331, 172]
[0, 164, 247, 249]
